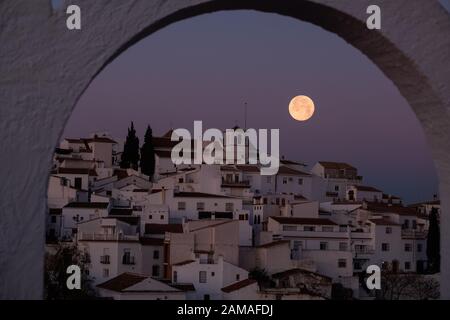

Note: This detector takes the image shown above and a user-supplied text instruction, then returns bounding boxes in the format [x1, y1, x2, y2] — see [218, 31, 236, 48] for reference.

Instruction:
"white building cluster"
[46, 131, 440, 300]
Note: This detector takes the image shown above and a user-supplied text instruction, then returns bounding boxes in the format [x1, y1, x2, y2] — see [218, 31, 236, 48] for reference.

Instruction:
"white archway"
[0, 0, 449, 299]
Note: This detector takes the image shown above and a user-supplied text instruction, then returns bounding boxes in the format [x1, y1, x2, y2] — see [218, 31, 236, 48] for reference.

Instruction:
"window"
[382, 243, 390, 251]
[403, 219, 410, 229]
[51, 216, 57, 223]
[338, 259, 347, 268]
[178, 178, 184, 183]
[74, 177, 82, 189]
[288, 177, 293, 182]
[334, 185, 339, 191]
[282, 177, 287, 184]
[348, 190, 355, 201]
[404, 243, 412, 252]
[149, 214, 152, 219]
[152, 265, 160, 277]
[304, 226, 315, 232]
[417, 243, 423, 252]
[412, 220, 417, 229]
[263, 198, 268, 205]
[282, 225, 296, 231]
[322, 226, 334, 232]
[196, 202, 205, 211]
[320, 242, 328, 250]
[298, 178, 303, 185]
[404, 261, 411, 270]
[236, 274, 240, 281]
[178, 202, 186, 210]
[160, 215, 164, 220]
[173, 271, 178, 283]
[103, 268, 109, 278]
[211, 272, 215, 277]
[339, 225, 347, 232]
[339, 242, 348, 251]
[199, 271, 207, 283]
[153, 250, 160, 259]
[225, 203, 234, 212]
[386, 227, 392, 234]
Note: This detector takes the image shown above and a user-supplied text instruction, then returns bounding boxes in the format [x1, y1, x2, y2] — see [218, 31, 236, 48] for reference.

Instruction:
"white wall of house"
[88, 141, 114, 168]
[47, 176, 79, 208]
[173, 257, 249, 300]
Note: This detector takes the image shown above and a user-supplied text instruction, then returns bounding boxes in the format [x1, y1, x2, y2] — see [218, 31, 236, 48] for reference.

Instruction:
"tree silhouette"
[120, 121, 140, 170]
[140, 125, 156, 181]
[426, 207, 440, 273]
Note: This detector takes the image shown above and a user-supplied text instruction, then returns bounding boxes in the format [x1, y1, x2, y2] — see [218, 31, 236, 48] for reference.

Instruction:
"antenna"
[244, 102, 248, 130]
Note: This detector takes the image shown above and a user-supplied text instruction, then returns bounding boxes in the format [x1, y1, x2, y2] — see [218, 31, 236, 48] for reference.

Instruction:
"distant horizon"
[63, 10, 439, 204]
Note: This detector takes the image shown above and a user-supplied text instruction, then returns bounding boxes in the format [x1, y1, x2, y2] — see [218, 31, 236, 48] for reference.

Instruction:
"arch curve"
[0, 0, 449, 299]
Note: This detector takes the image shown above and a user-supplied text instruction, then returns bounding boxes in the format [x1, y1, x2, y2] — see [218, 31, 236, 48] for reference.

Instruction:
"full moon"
[288, 95, 315, 121]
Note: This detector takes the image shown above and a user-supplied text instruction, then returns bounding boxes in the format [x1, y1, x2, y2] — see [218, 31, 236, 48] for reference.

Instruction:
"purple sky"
[64, 10, 439, 204]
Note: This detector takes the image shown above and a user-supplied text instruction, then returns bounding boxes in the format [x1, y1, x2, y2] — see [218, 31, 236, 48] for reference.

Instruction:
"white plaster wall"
[0, 0, 449, 299]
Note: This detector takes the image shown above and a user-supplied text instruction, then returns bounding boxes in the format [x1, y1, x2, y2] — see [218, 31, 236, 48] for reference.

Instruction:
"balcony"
[221, 180, 250, 188]
[122, 256, 135, 265]
[354, 247, 375, 255]
[78, 232, 139, 241]
[100, 255, 110, 264]
[401, 229, 427, 238]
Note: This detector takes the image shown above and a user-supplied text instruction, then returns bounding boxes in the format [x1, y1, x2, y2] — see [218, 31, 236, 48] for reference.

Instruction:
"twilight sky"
[64, 10, 440, 204]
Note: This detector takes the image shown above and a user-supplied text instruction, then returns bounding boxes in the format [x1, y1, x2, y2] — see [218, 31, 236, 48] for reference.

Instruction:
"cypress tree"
[120, 122, 140, 170]
[140, 125, 156, 181]
[426, 207, 440, 273]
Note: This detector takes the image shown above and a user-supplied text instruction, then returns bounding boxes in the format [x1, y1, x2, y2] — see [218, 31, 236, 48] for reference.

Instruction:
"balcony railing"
[78, 232, 139, 241]
[401, 229, 427, 238]
[100, 255, 110, 264]
[221, 180, 250, 187]
[354, 247, 375, 255]
[122, 256, 135, 265]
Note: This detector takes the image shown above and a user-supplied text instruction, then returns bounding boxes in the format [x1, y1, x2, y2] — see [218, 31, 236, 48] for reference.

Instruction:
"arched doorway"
[0, 0, 449, 299]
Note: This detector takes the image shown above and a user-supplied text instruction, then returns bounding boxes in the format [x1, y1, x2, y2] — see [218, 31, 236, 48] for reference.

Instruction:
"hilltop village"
[46, 128, 440, 300]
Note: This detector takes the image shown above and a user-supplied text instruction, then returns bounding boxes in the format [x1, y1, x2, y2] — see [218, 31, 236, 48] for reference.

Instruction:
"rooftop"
[145, 223, 184, 235]
[271, 268, 332, 282]
[64, 202, 109, 209]
[221, 279, 257, 293]
[318, 161, 356, 170]
[174, 191, 235, 199]
[57, 167, 97, 176]
[257, 240, 290, 249]
[352, 185, 382, 192]
[271, 216, 337, 226]
[97, 273, 147, 292]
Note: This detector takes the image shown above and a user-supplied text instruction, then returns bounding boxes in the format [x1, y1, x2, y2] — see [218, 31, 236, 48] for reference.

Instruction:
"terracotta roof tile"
[221, 279, 257, 293]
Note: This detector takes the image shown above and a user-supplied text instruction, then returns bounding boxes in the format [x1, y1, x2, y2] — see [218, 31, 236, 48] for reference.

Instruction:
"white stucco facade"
[0, 0, 449, 299]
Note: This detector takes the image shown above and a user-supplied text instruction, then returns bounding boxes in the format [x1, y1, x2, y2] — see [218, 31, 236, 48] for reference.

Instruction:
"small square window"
[178, 202, 186, 210]
[338, 259, 347, 268]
